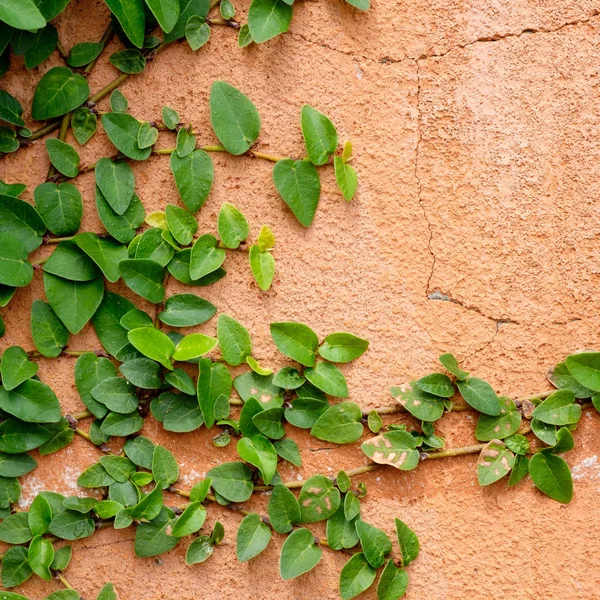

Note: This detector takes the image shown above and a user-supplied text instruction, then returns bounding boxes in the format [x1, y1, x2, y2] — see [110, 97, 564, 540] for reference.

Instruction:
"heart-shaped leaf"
[247, 0, 292, 44]
[34, 182, 82, 237]
[0, 233, 32, 287]
[170, 150, 214, 213]
[1, 346, 38, 391]
[32, 67, 89, 121]
[273, 159, 320, 227]
[279, 527, 322, 580]
[301, 104, 337, 166]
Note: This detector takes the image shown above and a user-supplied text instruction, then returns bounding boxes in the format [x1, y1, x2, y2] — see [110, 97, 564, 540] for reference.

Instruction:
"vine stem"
[84, 23, 114, 74]
[46, 112, 71, 179]
[58, 574, 74, 589]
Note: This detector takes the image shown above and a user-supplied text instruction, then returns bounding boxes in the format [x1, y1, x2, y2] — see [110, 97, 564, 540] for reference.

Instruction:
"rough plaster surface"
[1, 0, 600, 598]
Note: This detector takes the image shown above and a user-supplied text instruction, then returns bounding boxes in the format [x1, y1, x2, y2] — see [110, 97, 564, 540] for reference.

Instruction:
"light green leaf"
[170, 149, 214, 212]
[34, 182, 82, 236]
[305, 362, 348, 397]
[565, 352, 600, 392]
[414, 373, 454, 397]
[247, 0, 292, 43]
[531, 390, 581, 426]
[173, 332, 218, 361]
[273, 366, 305, 389]
[28, 534, 54, 580]
[0, 0, 45, 31]
[127, 327, 175, 369]
[279, 527, 322, 580]
[197, 358, 231, 427]
[438, 352, 469, 380]
[32, 67, 89, 121]
[234, 371, 283, 408]
[171, 502, 206, 537]
[0, 452, 36, 478]
[334, 156, 358, 200]
[137, 121, 158, 148]
[217, 313, 252, 366]
[249, 245, 275, 291]
[185, 15, 210, 50]
[190, 233, 225, 280]
[268, 483, 300, 533]
[238, 23, 253, 47]
[318, 332, 368, 363]
[159, 293, 215, 327]
[217, 203, 248, 249]
[547, 361, 594, 398]
[110, 89, 128, 113]
[301, 105, 337, 166]
[185, 535, 213, 564]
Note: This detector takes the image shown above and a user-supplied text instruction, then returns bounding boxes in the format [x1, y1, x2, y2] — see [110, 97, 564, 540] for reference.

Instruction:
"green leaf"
[67, 42, 103, 67]
[413, 373, 454, 397]
[95, 158, 135, 216]
[394, 518, 419, 566]
[0, 90, 24, 126]
[127, 327, 175, 369]
[237, 434, 277, 484]
[162, 105, 179, 129]
[152, 444, 179, 489]
[217, 203, 248, 249]
[0, 512, 31, 543]
[74, 232, 127, 283]
[543, 426, 574, 454]
[90, 292, 137, 359]
[438, 352, 469, 380]
[236, 512, 271, 561]
[531, 418, 557, 445]
[270, 321, 318, 366]
[279, 527, 322, 580]
[109, 48, 146, 73]
[529, 451, 573, 503]
[0, 379, 61, 423]
[197, 358, 231, 427]
[167, 248, 225, 286]
[1, 346, 38, 390]
[0, 234, 32, 287]
[28, 534, 54, 580]
[355, 520, 391, 568]
[170, 149, 214, 212]
[124, 435, 155, 469]
[45, 138, 79, 178]
[0, 126, 18, 153]
[367, 410, 383, 433]
[77, 463, 115, 488]
[361, 431, 419, 471]
[339, 553, 377, 600]
[173, 332, 218, 361]
[159, 293, 215, 327]
[565, 352, 600, 392]
[207, 461, 253, 502]
[138, 121, 158, 148]
[172, 501, 206, 537]
[44, 272, 104, 334]
[101, 410, 143, 436]
[134, 508, 178, 557]
[252, 407, 284, 439]
[273, 366, 305, 389]
[92, 376, 138, 413]
[273, 437, 300, 465]
[298, 474, 340, 523]
[377, 560, 408, 600]
[247, 0, 292, 43]
[0, 452, 36, 478]
[310, 401, 363, 443]
[134, 227, 174, 266]
[110, 89, 128, 113]
[318, 332, 368, 363]
[105, 0, 146, 47]
[456, 377, 501, 416]
[209, 81, 260, 155]
[249, 245, 275, 291]
[305, 362, 348, 397]
[284, 396, 328, 428]
[234, 371, 283, 408]
[508, 454, 530, 487]
[0, 193, 46, 252]
[190, 233, 225, 279]
[164, 0, 209, 42]
[273, 159, 321, 227]
[505, 433, 530, 455]
[477, 440, 515, 486]
[0, 181, 25, 198]
[176, 126, 196, 158]
[301, 105, 337, 166]
[96, 188, 145, 244]
[185, 15, 210, 50]
[165, 203, 198, 245]
[48, 509, 94, 540]
[185, 535, 213, 564]
[1, 546, 32, 588]
[119, 258, 164, 303]
[145, 0, 179, 32]
[50, 545, 72, 571]
[267, 483, 300, 533]
[102, 112, 151, 161]
[217, 313, 252, 366]
[0, 475, 21, 508]
[160, 392, 203, 432]
[257, 224, 275, 251]
[548, 361, 594, 398]
[327, 503, 359, 550]
[531, 390, 581, 425]
[30, 299, 68, 358]
[334, 156, 358, 201]
[238, 23, 253, 47]
[475, 396, 521, 441]
[34, 182, 82, 236]
[38, 418, 73, 455]
[0, 0, 45, 30]
[71, 107, 97, 145]
[32, 67, 89, 121]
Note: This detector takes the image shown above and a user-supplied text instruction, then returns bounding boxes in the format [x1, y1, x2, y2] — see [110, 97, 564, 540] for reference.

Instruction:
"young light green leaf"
[247, 0, 292, 43]
[185, 15, 210, 50]
[273, 159, 320, 227]
[246, 355, 273, 376]
[273, 366, 305, 389]
[529, 451, 573, 503]
[279, 527, 322, 580]
[28, 534, 54, 580]
[172, 332, 218, 361]
[185, 535, 213, 564]
[301, 105, 337, 166]
[249, 245, 275, 291]
[137, 121, 158, 148]
[217, 203, 248, 249]
[361, 431, 419, 471]
[334, 156, 358, 201]
[127, 327, 175, 369]
[32, 67, 89, 121]
[413, 373, 454, 397]
[547, 361, 594, 398]
[477, 440, 515, 486]
[217, 313, 252, 366]
[162, 105, 179, 129]
[170, 150, 214, 212]
[176, 126, 196, 158]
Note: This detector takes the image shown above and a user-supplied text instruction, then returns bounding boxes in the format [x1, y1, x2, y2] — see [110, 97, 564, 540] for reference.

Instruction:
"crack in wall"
[427, 290, 519, 325]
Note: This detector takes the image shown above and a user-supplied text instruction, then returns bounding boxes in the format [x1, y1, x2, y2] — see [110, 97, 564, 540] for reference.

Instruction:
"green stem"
[47, 112, 71, 180]
[45, 236, 74, 244]
[421, 444, 486, 460]
[84, 22, 114, 74]
[88, 73, 130, 105]
[70, 410, 93, 420]
[75, 428, 91, 442]
[207, 16, 240, 28]
[56, 40, 68, 59]
[58, 574, 74, 589]
[249, 150, 288, 162]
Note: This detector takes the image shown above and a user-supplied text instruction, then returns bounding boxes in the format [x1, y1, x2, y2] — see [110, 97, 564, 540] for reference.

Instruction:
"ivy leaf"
[109, 48, 146, 73]
[137, 121, 159, 148]
[334, 156, 358, 200]
[185, 15, 210, 50]
[531, 418, 557, 446]
[159, 293, 215, 327]
[531, 390, 581, 426]
[197, 358, 232, 428]
[1, 346, 38, 390]
[477, 440, 515, 486]
[270, 321, 318, 366]
[127, 327, 175, 369]
[565, 352, 600, 392]
[48, 510, 94, 540]
[234, 371, 283, 408]
[547, 361, 594, 398]
[27, 534, 54, 580]
[96, 188, 145, 244]
[249, 245, 275, 291]
[44, 272, 104, 334]
[102, 113, 151, 161]
[95, 158, 135, 216]
[67, 42, 103, 67]
[301, 105, 338, 166]
[162, 105, 179, 129]
[145, 0, 180, 33]
[273, 159, 321, 227]
[0, 452, 36, 478]
[217, 203, 248, 249]
[475, 396, 521, 441]
[247, 0, 292, 43]
[305, 362, 348, 397]
[209, 81, 260, 155]
[101, 410, 143, 436]
[543, 426, 574, 454]
[164, 368, 195, 393]
[355, 520, 391, 568]
[134, 508, 178, 557]
[529, 452, 573, 503]
[134, 227, 174, 266]
[207, 461, 254, 502]
[152, 444, 179, 489]
[0, 193, 46, 252]
[50, 545, 72, 571]
[237, 434, 277, 484]
[167, 249, 225, 286]
[92, 377, 138, 413]
[394, 518, 419, 566]
[310, 402, 363, 443]
[119, 258, 165, 303]
[273, 437, 300, 465]
[327, 503, 359, 551]
[71, 107, 97, 145]
[345, 0, 369, 9]
[32, 67, 89, 121]
[438, 352, 469, 380]
[257, 224, 275, 251]
[1, 546, 33, 588]
[91, 292, 138, 359]
[0, 233, 32, 287]
[171, 502, 206, 537]
[298, 474, 340, 523]
[318, 332, 368, 363]
[0, 90, 24, 126]
[273, 366, 305, 389]
[284, 396, 328, 428]
[74, 232, 127, 283]
[377, 560, 408, 600]
[45, 139, 79, 178]
[176, 126, 196, 158]
[279, 528, 322, 580]
[34, 183, 82, 236]
[190, 234, 225, 280]
[236, 512, 271, 562]
[0, 379, 61, 423]
[165, 203, 198, 246]
[267, 483, 300, 533]
[172, 332, 218, 361]
[31, 300, 69, 358]
[456, 377, 501, 416]
[0, 127, 18, 153]
[217, 314, 252, 366]
[110, 89, 128, 113]
[361, 431, 419, 471]
[170, 150, 214, 212]
[392, 384, 444, 422]
[124, 435, 155, 469]
[104, 0, 146, 47]
[339, 553, 377, 600]
[238, 23, 253, 47]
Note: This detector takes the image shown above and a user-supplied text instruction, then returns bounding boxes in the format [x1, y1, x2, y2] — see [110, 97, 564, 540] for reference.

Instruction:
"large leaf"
[44, 241, 101, 282]
[310, 402, 363, 443]
[236, 512, 271, 562]
[0, 0, 45, 31]
[170, 150, 214, 213]
[145, 0, 179, 33]
[207, 461, 253, 502]
[30, 300, 69, 358]
[304, 361, 348, 397]
[456, 377, 501, 416]
[318, 332, 369, 363]
[32, 67, 89, 121]
[104, 0, 146, 47]
[361, 430, 419, 471]
[34, 182, 82, 236]
[531, 390, 581, 426]
[119, 258, 165, 303]
[273, 159, 320, 227]
[44, 272, 104, 334]
[102, 113, 151, 161]
[95, 158, 135, 216]
[74, 233, 127, 283]
[0, 379, 61, 423]
[0, 233, 33, 287]
[270, 321, 318, 366]
[209, 81, 260, 155]
[0, 193, 46, 252]
[1, 346, 38, 391]
[247, 0, 292, 44]
[127, 327, 175, 369]
[301, 104, 337, 166]
[529, 452, 573, 504]
[237, 434, 277, 484]
[279, 528, 322, 580]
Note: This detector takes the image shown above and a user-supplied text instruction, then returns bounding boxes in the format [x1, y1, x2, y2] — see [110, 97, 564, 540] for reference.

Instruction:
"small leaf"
[257, 224, 275, 251]
[477, 440, 515, 486]
[246, 355, 273, 376]
[209, 81, 260, 155]
[456, 377, 501, 416]
[102, 112, 151, 161]
[361, 431, 419, 471]
[238, 23, 253, 47]
[67, 42, 103, 67]
[0, 127, 18, 153]
[45, 138, 79, 178]
[310, 402, 363, 443]
[162, 105, 179, 129]
[31, 300, 68, 358]
[529, 451, 573, 503]
[394, 518, 419, 566]
[217, 203, 248, 248]
[270, 321, 318, 366]
[217, 314, 252, 366]
[95, 158, 135, 216]
[138, 121, 159, 148]
[279, 527, 322, 580]
[298, 474, 340, 523]
[273, 159, 321, 227]
[339, 553, 377, 600]
[110, 89, 128, 113]
[190, 233, 225, 279]
[249, 245, 275, 291]
[236, 512, 271, 561]
[197, 358, 231, 427]
[176, 126, 196, 158]
[377, 561, 408, 600]
[301, 105, 337, 166]
[367, 410, 383, 433]
[273, 366, 305, 389]
[32, 67, 89, 121]
[127, 327, 175, 369]
[247, 0, 292, 44]
[71, 107, 97, 145]
[438, 352, 469, 380]
[165, 203, 198, 245]
[170, 150, 214, 212]
[186, 535, 213, 564]
[273, 437, 301, 465]
[109, 48, 146, 73]
[185, 15, 210, 50]
[334, 156, 358, 200]
[414, 373, 454, 397]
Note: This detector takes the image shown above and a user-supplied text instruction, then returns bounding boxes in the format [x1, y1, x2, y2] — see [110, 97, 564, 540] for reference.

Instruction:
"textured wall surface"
[1, 0, 600, 598]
